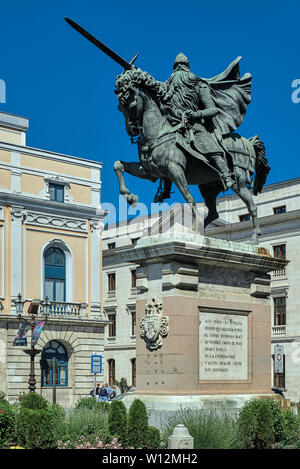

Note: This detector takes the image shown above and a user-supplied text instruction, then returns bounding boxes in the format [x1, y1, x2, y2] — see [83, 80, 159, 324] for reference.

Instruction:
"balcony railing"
[272, 268, 286, 278]
[272, 325, 286, 337]
[40, 302, 87, 318]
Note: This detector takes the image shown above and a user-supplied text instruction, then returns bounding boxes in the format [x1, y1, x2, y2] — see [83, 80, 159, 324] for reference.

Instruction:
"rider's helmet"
[173, 52, 190, 70]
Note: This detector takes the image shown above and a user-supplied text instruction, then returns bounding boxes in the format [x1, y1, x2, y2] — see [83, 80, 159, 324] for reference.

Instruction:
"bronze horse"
[113, 68, 269, 244]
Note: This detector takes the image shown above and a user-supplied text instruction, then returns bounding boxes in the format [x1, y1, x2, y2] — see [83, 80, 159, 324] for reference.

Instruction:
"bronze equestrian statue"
[65, 18, 270, 245]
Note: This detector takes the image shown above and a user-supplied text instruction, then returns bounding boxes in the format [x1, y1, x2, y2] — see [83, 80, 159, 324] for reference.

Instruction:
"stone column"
[90, 220, 103, 318]
[10, 206, 26, 311]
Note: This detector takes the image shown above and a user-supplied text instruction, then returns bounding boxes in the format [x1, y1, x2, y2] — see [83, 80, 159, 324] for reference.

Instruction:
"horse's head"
[115, 86, 143, 138]
[115, 69, 145, 138]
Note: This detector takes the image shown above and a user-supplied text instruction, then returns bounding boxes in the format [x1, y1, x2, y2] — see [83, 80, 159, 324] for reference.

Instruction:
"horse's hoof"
[113, 160, 124, 172]
[127, 194, 138, 206]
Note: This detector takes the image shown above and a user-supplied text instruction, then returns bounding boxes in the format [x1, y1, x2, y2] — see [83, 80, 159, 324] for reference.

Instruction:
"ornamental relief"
[25, 212, 88, 232]
[140, 298, 169, 351]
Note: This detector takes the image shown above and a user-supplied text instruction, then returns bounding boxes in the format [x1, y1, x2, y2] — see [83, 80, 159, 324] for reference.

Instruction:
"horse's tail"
[249, 135, 270, 196]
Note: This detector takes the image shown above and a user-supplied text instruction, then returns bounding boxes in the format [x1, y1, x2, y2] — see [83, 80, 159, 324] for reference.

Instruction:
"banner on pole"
[32, 321, 45, 346]
[13, 322, 28, 346]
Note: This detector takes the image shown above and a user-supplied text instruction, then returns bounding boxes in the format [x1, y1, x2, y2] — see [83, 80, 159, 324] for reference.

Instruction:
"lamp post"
[14, 294, 51, 393]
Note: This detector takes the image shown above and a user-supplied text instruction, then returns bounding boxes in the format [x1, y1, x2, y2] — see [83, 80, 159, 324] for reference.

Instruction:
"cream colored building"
[0, 111, 109, 405]
[102, 178, 300, 403]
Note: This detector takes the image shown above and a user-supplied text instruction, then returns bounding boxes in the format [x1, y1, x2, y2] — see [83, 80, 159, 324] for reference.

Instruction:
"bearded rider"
[154, 52, 235, 202]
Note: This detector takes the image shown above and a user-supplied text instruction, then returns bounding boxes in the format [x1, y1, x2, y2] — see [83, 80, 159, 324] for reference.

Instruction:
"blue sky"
[1, 0, 299, 223]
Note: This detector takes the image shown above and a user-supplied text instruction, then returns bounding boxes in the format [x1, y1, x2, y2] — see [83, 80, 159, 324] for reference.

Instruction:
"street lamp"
[14, 294, 51, 393]
[41, 296, 52, 316]
[14, 293, 25, 316]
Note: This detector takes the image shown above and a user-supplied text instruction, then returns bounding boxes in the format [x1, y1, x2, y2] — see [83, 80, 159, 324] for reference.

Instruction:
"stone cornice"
[0, 314, 110, 328]
[0, 193, 108, 220]
[207, 209, 300, 239]
[0, 112, 29, 132]
[116, 236, 288, 274]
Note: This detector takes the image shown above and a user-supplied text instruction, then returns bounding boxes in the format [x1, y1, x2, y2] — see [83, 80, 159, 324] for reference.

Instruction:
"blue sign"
[91, 355, 102, 374]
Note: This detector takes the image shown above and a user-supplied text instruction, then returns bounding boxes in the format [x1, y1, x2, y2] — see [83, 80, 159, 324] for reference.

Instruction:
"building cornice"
[115, 235, 288, 273]
[0, 112, 29, 132]
[207, 209, 300, 239]
[0, 192, 108, 220]
[0, 314, 111, 328]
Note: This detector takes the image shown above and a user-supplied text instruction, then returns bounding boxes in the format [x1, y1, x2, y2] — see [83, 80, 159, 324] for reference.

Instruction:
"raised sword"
[65, 18, 139, 70]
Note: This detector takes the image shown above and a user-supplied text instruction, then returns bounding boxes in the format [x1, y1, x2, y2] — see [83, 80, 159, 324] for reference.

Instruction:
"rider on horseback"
[155, 53, 238, 202]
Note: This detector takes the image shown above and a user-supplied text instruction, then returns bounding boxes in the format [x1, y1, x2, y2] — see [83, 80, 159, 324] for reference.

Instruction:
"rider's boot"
[210, 153, 235, 191]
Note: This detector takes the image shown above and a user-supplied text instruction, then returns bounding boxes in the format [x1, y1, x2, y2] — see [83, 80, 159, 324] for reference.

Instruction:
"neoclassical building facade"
[0, 111, 108, 405]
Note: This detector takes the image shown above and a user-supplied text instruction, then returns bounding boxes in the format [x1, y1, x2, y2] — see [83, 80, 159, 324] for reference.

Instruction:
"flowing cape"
[203, 56, 252, 135]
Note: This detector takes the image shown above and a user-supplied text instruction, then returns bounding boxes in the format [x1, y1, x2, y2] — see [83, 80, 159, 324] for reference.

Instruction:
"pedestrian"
[105, 382, 113, 401]
[95, 383, 101, 401]
[110, 385, 117, 399]
[99, 383, 108, 401]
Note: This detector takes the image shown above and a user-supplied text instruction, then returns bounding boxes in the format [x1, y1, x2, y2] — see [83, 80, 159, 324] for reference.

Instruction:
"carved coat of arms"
[140, 298, 169, 351]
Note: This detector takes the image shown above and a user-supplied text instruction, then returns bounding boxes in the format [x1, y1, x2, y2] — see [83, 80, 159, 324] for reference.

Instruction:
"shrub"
[20, 392, 48, 411]
[16, 408, 55, 449]
[161, 408, 241, 449]
[48, 402, 65, 423]
[237, 399, 288, 449]
[127, 399, 148, 448]
[75, 397, 109, 413]
[108, 400, 127, 444]
[115, 378, 128, 394]
[147, 426, 161, 449]
[280, 408, 300, 441]
[48, 403, 66, 441]
[0, 400, 16, 447]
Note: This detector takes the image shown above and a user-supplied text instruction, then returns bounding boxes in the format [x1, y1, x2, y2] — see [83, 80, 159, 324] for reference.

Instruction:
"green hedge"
[238, 398, 300, 449]
[20, 392, 49, 411]
[0, 400, 16, 447]
[127, 399, 148, 449]
[147, 426, 161, 449]
[16, 408, 55, 449]
[108, 400, 127, 445]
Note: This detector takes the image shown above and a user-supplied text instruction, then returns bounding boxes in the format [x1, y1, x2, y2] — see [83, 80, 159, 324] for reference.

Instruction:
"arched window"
[108, 359, 115, 387]
[44, 247, 65, 302]
[41, 340, 68, 386]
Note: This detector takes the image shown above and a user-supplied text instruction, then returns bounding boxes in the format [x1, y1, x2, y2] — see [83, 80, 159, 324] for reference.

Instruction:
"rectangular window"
[239, 213, 250, 222]
[274, 297, 286, 326]
[49, 183, 64, 203]
[131, 238, 139, 245]
[131, 311, 136, 336]
[273, 206, 286, 215]
[107, 242, 116, 250]
[108, 273, 116, 291]
[108, 359, 115, 386]
[45, 278, 65, 303]
[108, 314, 116, 337]
[131, 358, 136, 387]
[273, 244, 286, 259]
[131, 270, 137, 288]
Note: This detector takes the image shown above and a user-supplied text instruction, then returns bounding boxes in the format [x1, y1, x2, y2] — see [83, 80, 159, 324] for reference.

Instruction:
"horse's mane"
[115, 68, 166, 109]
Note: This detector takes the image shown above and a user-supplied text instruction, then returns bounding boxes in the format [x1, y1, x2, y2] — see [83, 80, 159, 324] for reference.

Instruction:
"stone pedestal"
[119, 233, 288, 423]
